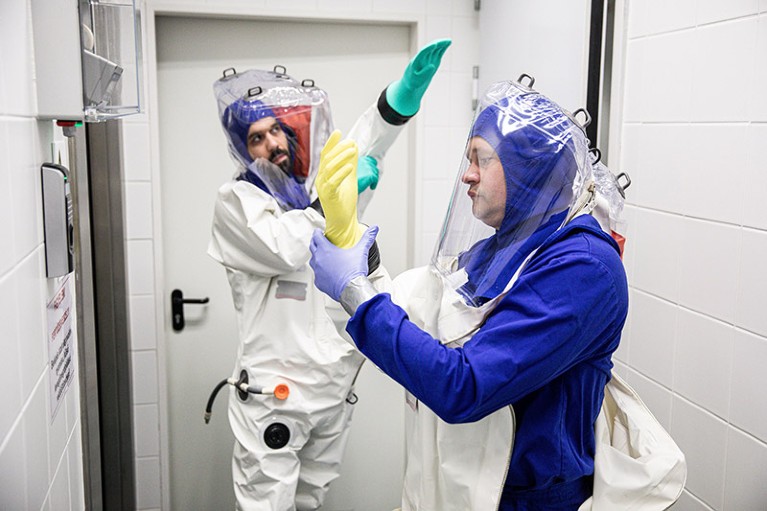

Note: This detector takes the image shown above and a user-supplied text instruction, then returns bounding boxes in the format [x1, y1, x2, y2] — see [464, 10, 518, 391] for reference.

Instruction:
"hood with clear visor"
[213, 68, 333, 211]
[432, 80, 591, 307]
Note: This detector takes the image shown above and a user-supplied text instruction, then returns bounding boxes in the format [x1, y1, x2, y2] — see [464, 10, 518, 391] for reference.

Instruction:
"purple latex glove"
[309, 225, 379, 302]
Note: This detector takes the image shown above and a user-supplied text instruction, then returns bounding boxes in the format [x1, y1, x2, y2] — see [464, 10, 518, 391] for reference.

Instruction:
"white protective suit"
[208, 69, 405, 511]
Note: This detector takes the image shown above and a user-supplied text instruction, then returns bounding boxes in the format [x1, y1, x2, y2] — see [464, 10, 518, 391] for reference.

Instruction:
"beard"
[270, 147, 292, 174]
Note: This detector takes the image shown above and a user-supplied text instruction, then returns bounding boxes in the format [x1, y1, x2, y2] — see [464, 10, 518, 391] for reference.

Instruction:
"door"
[157, 16, 412, 510]
[478, 0, 591, 113]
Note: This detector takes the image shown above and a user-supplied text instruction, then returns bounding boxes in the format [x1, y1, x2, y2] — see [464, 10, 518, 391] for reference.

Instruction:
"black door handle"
[171, 289, 210, 332]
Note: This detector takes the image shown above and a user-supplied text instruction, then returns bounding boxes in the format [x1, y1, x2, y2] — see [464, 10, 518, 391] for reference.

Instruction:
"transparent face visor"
[431, 80, 591, 307]
[213, 68, 333, 210]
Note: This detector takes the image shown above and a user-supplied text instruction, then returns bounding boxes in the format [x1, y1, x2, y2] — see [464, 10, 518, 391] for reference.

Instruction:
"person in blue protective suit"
[207, 39, 451, 511]
[308, 79, 630, 510]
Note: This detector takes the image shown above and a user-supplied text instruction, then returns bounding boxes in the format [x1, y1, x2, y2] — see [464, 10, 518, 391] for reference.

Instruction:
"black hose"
[204, 372, 271, 424]
[204, 379, 230, 424]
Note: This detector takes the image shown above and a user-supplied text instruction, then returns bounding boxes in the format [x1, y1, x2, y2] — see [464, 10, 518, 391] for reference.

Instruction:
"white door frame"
[142, 3, 425, 508]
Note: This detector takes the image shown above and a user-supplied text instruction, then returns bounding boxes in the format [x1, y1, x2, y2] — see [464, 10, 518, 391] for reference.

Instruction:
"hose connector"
[204, 373, 290, 424]
[264, 384, 290, 400]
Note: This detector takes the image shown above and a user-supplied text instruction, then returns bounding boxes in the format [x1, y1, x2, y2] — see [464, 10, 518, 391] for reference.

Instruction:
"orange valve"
[274, 384, 290, 400]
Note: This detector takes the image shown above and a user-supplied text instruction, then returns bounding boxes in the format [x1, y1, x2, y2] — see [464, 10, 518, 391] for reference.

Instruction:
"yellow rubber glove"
[316, 130, 365, 248]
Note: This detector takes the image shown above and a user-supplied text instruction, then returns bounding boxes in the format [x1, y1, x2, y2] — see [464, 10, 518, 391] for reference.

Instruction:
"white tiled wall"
[121, 99, 179, 510]
[417, 3, 478, 265]
[0, 1, 86, 509]
[123, 110, 162, 504]
[619, 1, 767, 508]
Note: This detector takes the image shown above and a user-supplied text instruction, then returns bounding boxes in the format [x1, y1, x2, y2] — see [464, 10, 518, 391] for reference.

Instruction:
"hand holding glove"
[309, 226, 379, 302]
[316, 130, 364, 248]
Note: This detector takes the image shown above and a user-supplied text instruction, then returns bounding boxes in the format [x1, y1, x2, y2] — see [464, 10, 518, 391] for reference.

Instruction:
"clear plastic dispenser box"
[79, 0, 143, 122]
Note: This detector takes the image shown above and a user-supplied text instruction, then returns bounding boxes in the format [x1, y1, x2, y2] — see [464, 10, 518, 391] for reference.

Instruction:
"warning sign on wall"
[47, 276, 74, 422]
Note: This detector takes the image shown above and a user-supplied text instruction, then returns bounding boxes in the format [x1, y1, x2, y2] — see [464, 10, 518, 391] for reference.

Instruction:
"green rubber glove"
[316, 130, 364, 248]
[386, 38, 452, 117]
[357, 155, 379, 194]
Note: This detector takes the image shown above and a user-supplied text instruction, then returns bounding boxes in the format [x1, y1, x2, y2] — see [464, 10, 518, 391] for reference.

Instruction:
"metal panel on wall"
[86, 120, 136, 510]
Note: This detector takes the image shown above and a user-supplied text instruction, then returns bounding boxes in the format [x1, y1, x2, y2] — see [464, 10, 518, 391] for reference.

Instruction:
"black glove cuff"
[309, 197, 324, 216]
[377, 87, 414, 126]
[367, 239, 381, 275]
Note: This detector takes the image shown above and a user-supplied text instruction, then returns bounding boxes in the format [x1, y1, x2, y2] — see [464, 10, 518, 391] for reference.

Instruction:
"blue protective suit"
[346, 214, 629, 508]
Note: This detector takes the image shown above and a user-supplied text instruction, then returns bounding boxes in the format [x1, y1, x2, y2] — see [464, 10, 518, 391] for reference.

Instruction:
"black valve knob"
[263, 423, 290, 450]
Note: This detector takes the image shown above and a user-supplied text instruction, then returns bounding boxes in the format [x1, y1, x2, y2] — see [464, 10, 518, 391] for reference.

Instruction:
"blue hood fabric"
[222, 98, 279, 164]
[438, 83, 589, 305]
[236, 164, 311, 211]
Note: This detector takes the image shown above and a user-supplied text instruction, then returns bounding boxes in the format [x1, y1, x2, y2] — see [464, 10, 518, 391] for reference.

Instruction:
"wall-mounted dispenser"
[79, 0, 143, 122]
[31, 0, 143, 122]
[42, 163, 75, 278]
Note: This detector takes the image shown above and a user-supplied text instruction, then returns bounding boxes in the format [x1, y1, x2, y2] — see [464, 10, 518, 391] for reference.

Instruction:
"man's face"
[462, 137, 507, 229]
[246, 116, 292, 174]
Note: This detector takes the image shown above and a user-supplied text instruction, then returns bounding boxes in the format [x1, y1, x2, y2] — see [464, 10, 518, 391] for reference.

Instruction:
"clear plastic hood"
[432, 79, 591, 306]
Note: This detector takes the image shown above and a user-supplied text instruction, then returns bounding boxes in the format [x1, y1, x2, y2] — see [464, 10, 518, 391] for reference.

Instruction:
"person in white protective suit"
[309, 78, 686, 510]
[207, 39, 451, 511]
